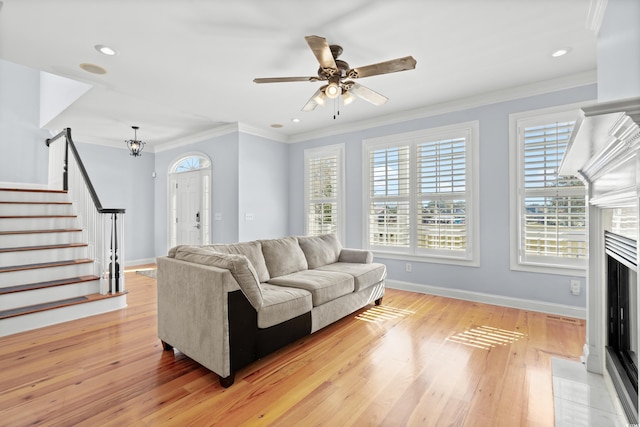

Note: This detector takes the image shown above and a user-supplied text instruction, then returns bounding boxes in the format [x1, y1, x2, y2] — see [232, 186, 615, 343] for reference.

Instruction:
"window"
[304, 144, 344, 242]
[510, 107, 587, 274]
[364, 121, 479, 265]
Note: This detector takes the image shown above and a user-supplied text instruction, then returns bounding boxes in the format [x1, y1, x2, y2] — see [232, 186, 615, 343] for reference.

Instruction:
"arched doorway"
[168, 153, 211, 247]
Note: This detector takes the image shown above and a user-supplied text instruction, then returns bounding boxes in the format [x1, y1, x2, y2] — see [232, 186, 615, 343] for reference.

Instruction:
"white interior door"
[176, 170, 202, 245]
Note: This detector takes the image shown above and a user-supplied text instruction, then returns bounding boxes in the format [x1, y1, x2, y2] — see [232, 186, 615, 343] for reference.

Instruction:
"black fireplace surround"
[605, 231, 638, 423]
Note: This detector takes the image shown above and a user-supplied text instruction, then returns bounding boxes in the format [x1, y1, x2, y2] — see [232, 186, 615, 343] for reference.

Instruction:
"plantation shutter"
[369, 145, 410, 247]
[521, 121, 586, 261]
[307, 154, 338, 236]
[416, 137, 467, 252]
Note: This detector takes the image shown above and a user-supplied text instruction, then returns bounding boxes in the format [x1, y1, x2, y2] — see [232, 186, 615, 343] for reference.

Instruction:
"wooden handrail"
[46, 128, 125, 214]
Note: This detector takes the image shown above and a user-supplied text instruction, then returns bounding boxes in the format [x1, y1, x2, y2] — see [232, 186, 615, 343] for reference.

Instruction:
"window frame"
[362, 121, 480, 266]
[509, 104, 587, 276]
[304, 143, 345, 243]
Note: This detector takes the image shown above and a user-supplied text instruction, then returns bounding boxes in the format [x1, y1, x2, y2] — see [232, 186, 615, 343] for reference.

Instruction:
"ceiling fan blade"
[305, 35, 337, 71]
[348, 56, 417, 79]
[302, 87, 326, 112]
[254, 76, 319, 84]
[348, 82, 388, 106]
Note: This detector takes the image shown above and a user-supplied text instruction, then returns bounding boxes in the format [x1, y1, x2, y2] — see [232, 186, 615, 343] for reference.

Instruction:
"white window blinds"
[519, 119, 586, 267]
[305, 145, 344, 240]
[417, 137, 467, 251]
[364, 121, 479, 264]
[369, 146, 410, 247]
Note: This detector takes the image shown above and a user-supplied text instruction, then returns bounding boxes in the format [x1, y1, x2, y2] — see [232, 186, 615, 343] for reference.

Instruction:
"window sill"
[371, 250, 480, 267]
[510, 261, 587, 277]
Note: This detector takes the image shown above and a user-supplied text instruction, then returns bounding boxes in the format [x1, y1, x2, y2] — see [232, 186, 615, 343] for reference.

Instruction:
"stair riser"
[0, 231, 83, 248]
[0, 280, 100, 310]
[0, 246, 88, 268]
[0, 294, 127, 337]
[0, 262, 95, 288]
[0, 217, 78, 232]
[0, 203, 74, 216]
[0, 190, 69, 203]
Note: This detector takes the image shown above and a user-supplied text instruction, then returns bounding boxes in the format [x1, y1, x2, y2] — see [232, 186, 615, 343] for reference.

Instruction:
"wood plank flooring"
[0, 267, 585, 426]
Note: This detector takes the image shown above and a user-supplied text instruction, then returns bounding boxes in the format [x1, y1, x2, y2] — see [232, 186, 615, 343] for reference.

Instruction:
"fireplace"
[559, 96, 640, 424]
[605, 231, 638, 422]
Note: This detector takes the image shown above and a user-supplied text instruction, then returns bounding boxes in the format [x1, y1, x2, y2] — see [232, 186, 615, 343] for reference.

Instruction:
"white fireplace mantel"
[560, 96, 640, 422]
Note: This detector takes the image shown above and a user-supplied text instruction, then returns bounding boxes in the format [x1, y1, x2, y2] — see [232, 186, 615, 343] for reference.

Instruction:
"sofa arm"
[338, 248, 373, 264]
[157, 256, 241, 380]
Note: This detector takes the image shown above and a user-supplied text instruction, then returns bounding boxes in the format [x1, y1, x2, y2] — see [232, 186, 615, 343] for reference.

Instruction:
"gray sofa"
[156, 234, 386, 387]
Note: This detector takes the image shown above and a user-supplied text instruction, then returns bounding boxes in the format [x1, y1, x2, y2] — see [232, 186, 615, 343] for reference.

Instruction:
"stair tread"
[0, 275, 100, 294]
[0, 259, 93, 273]
[0, 291, 126, 320]
[0, 188, 67, 194]
[0, 243, 88, 253]
[0, 229, 82, 236]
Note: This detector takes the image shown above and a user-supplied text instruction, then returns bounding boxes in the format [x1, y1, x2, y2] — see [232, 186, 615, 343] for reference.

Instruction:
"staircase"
[0, 187, 127, 337]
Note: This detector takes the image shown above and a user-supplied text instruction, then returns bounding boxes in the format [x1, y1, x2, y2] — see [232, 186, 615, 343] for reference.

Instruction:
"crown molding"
[237, 123, 288, 143]
[114, 71, 597, 151]
[153, 123, 241, 153]
[586, 0, 608, 34]
[286, 70, 597, 143]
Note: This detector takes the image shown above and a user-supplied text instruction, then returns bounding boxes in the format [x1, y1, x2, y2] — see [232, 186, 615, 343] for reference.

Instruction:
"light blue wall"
[74, 142, 156, 263]
[288, 84, 597, 308]
[153, 132, 241, 256]
[238, 133, 289, 241]
[0, 59, 50, 184]
[597, 0, 640, 101]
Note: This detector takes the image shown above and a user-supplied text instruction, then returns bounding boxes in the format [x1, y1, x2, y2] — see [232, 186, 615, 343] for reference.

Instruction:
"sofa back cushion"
[260, 237, 308, 278]
[174, 246, 263, 310]
[297, 234, 343, 269]
[206, 241, 270, 283]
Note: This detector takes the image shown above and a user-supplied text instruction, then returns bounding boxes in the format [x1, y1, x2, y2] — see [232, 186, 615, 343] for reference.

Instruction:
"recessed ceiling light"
[95, 44, 117, 56]
[79, 63, 107, 74]
[270, 123, 283, 128]
[291, 118, 300, 123]
[551, 48, 571, 58]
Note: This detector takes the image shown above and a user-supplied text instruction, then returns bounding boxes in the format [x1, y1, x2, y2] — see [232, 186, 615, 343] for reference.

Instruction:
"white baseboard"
[124, 258, 157, 268]
[387, 279, 586, 319]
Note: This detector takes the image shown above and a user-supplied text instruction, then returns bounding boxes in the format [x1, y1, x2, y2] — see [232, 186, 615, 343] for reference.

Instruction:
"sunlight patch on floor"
[446, 325, 526, 350]
[355, 305, 414, 323]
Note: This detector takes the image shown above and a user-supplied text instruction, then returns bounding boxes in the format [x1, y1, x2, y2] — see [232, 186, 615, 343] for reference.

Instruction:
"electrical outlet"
[405, 263, 412, 272]
[245, 213, 254, 221]
[570, 280, 581, 295]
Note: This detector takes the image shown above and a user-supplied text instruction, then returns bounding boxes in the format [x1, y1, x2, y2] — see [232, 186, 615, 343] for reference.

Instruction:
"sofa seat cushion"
[315, 262, 387, 292]
[258, 284, 312, 329]
[260, 237, 308, 278]
[297, 234, 342, 269]
[205, 241, 270, 283]
[267, 270, 355, 306]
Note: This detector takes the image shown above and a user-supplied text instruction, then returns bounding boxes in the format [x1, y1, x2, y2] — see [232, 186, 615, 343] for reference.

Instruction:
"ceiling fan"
[254, 35, 417, 112]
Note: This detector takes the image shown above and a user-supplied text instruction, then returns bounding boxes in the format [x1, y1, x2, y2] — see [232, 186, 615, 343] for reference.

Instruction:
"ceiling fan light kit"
[254, 35, 416, 115]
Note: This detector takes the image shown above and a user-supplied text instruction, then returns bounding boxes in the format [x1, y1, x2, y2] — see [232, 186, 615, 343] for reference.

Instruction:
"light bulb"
[325, 82, 340, 99]
[342, 91, 354, 105]
[313, 90, 327, 105]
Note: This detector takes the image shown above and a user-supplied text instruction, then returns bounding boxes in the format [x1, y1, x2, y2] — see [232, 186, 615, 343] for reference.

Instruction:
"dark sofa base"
[162, 290, 383, 388]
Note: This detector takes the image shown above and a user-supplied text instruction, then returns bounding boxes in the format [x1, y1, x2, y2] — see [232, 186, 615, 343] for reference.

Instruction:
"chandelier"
[125, 126, 145, 157]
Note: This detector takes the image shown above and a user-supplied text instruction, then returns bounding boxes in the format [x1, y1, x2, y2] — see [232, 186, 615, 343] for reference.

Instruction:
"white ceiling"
[0, 0, 598, 150]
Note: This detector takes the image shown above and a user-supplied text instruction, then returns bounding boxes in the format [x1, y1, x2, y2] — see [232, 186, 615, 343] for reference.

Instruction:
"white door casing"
[168, 153, 212, 249]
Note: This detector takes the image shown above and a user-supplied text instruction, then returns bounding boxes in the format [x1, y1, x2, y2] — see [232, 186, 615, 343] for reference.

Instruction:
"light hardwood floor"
[0, 267, 585, 426]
